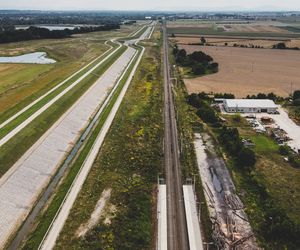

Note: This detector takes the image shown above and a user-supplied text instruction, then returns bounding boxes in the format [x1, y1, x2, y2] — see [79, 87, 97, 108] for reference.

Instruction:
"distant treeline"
[0, 24, 120, 43]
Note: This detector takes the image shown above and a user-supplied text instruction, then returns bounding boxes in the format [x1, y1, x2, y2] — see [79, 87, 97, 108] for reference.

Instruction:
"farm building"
[223, 99, 278, 113]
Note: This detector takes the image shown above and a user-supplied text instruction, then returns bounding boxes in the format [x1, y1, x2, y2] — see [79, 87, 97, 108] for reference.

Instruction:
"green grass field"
[0, 24, 138, 117]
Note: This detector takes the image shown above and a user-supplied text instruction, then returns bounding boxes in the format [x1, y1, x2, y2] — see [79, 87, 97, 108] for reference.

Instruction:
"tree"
[293, 98, 300, 106]
[237, 147, 256, 168]
[192, 63, 206, 75]
[267, 92, 277, 101]
[273, 42, 286, 49]
[279, 145, 290, 155]
[197, 106, 218, 124]
[189, 51, 213, 64]
[171, 33, 175, 37]
[187, 93, 202, 108]
[175, 49, 187, 65]
[293, 90, 300, 101]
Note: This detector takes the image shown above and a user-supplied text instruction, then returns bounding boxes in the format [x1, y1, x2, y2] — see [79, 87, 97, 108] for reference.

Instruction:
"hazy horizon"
[0, 0, 300, 12]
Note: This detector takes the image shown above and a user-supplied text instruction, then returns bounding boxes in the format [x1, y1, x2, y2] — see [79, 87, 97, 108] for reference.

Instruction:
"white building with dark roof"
[223, 99, 278, 113]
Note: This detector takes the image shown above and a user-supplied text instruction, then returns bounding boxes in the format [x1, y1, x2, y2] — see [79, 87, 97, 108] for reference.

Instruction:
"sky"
[0, 0, 299, 11]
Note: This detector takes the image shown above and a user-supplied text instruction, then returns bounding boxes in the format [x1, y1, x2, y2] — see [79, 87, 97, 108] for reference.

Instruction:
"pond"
[0, 52, 56, 64]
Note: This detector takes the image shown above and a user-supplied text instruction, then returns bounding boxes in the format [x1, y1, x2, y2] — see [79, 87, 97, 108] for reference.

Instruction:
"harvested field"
[221, 24, 287, 33]
[181, 45, 300, 97]
[173, 36, 300, 49]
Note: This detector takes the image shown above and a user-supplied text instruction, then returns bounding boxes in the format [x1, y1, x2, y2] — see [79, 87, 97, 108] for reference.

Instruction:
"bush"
[232, 114, 242, 123]
[293, 99, 300, 106]
[237, 147, 256, 168]
[196, 106, 218, 124]
[279, 145, 290, 155]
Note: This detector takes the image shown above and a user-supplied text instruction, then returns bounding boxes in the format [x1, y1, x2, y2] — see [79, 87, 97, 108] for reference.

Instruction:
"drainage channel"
[7, 49, 132, 250]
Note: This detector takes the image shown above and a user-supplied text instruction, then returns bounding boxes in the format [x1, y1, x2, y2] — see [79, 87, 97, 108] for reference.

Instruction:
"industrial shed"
[223, 99, 278, 113]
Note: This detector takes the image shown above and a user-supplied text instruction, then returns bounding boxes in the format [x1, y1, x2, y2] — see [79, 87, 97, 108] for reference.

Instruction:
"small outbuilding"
[223, 99, 278, 113]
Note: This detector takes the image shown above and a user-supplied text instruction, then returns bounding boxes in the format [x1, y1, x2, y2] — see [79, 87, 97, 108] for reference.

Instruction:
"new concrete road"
[162, 20, 189, 250]
[38, 26, 153, 250]
[0, 25, 153, 249]
[0, 40, 122, 147]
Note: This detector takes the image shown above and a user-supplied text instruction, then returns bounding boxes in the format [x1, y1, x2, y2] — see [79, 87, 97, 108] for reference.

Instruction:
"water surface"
[0, 52, 56, 64]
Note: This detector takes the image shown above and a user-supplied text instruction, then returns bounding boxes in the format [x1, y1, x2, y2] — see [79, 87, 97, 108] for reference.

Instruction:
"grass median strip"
[0, 42, 120, 139]
[0, 45, 127, 177]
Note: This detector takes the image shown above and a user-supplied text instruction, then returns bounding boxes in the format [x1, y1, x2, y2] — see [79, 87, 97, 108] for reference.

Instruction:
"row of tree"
[173, 45, 218, 75]
[0, 24, 120, 43]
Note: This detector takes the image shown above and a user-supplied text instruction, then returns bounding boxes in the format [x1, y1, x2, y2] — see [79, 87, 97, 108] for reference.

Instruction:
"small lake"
[0, 52, 56, 64]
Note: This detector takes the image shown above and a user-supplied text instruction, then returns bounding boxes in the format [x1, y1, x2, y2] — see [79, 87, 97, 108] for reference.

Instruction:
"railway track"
[162, 20, 189, 250]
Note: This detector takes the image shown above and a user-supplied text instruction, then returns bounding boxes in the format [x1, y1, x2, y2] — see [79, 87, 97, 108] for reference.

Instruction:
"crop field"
[167, 19, 300, 38]
[180, 44, 300, 97]
[0, 24, 138, 117]
[172, 36, 300, 48]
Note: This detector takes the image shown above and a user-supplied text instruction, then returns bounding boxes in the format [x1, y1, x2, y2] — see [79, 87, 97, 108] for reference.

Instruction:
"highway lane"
[0, 45, 136, 249]
[38, 26, 152, 250]
[162, 20, 189, 250]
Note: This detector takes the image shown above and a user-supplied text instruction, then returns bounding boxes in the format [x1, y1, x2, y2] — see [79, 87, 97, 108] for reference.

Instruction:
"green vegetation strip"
[0, 42, 120, 138]
[0, 46, 127, 178]
[24, 33, 163, 250]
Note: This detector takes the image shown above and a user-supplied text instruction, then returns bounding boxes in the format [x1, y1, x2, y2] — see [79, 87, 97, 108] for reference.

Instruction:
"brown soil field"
[221, 24, 287, 33]
[181, 45, 300, 97]
[173, 36, 300, 48]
